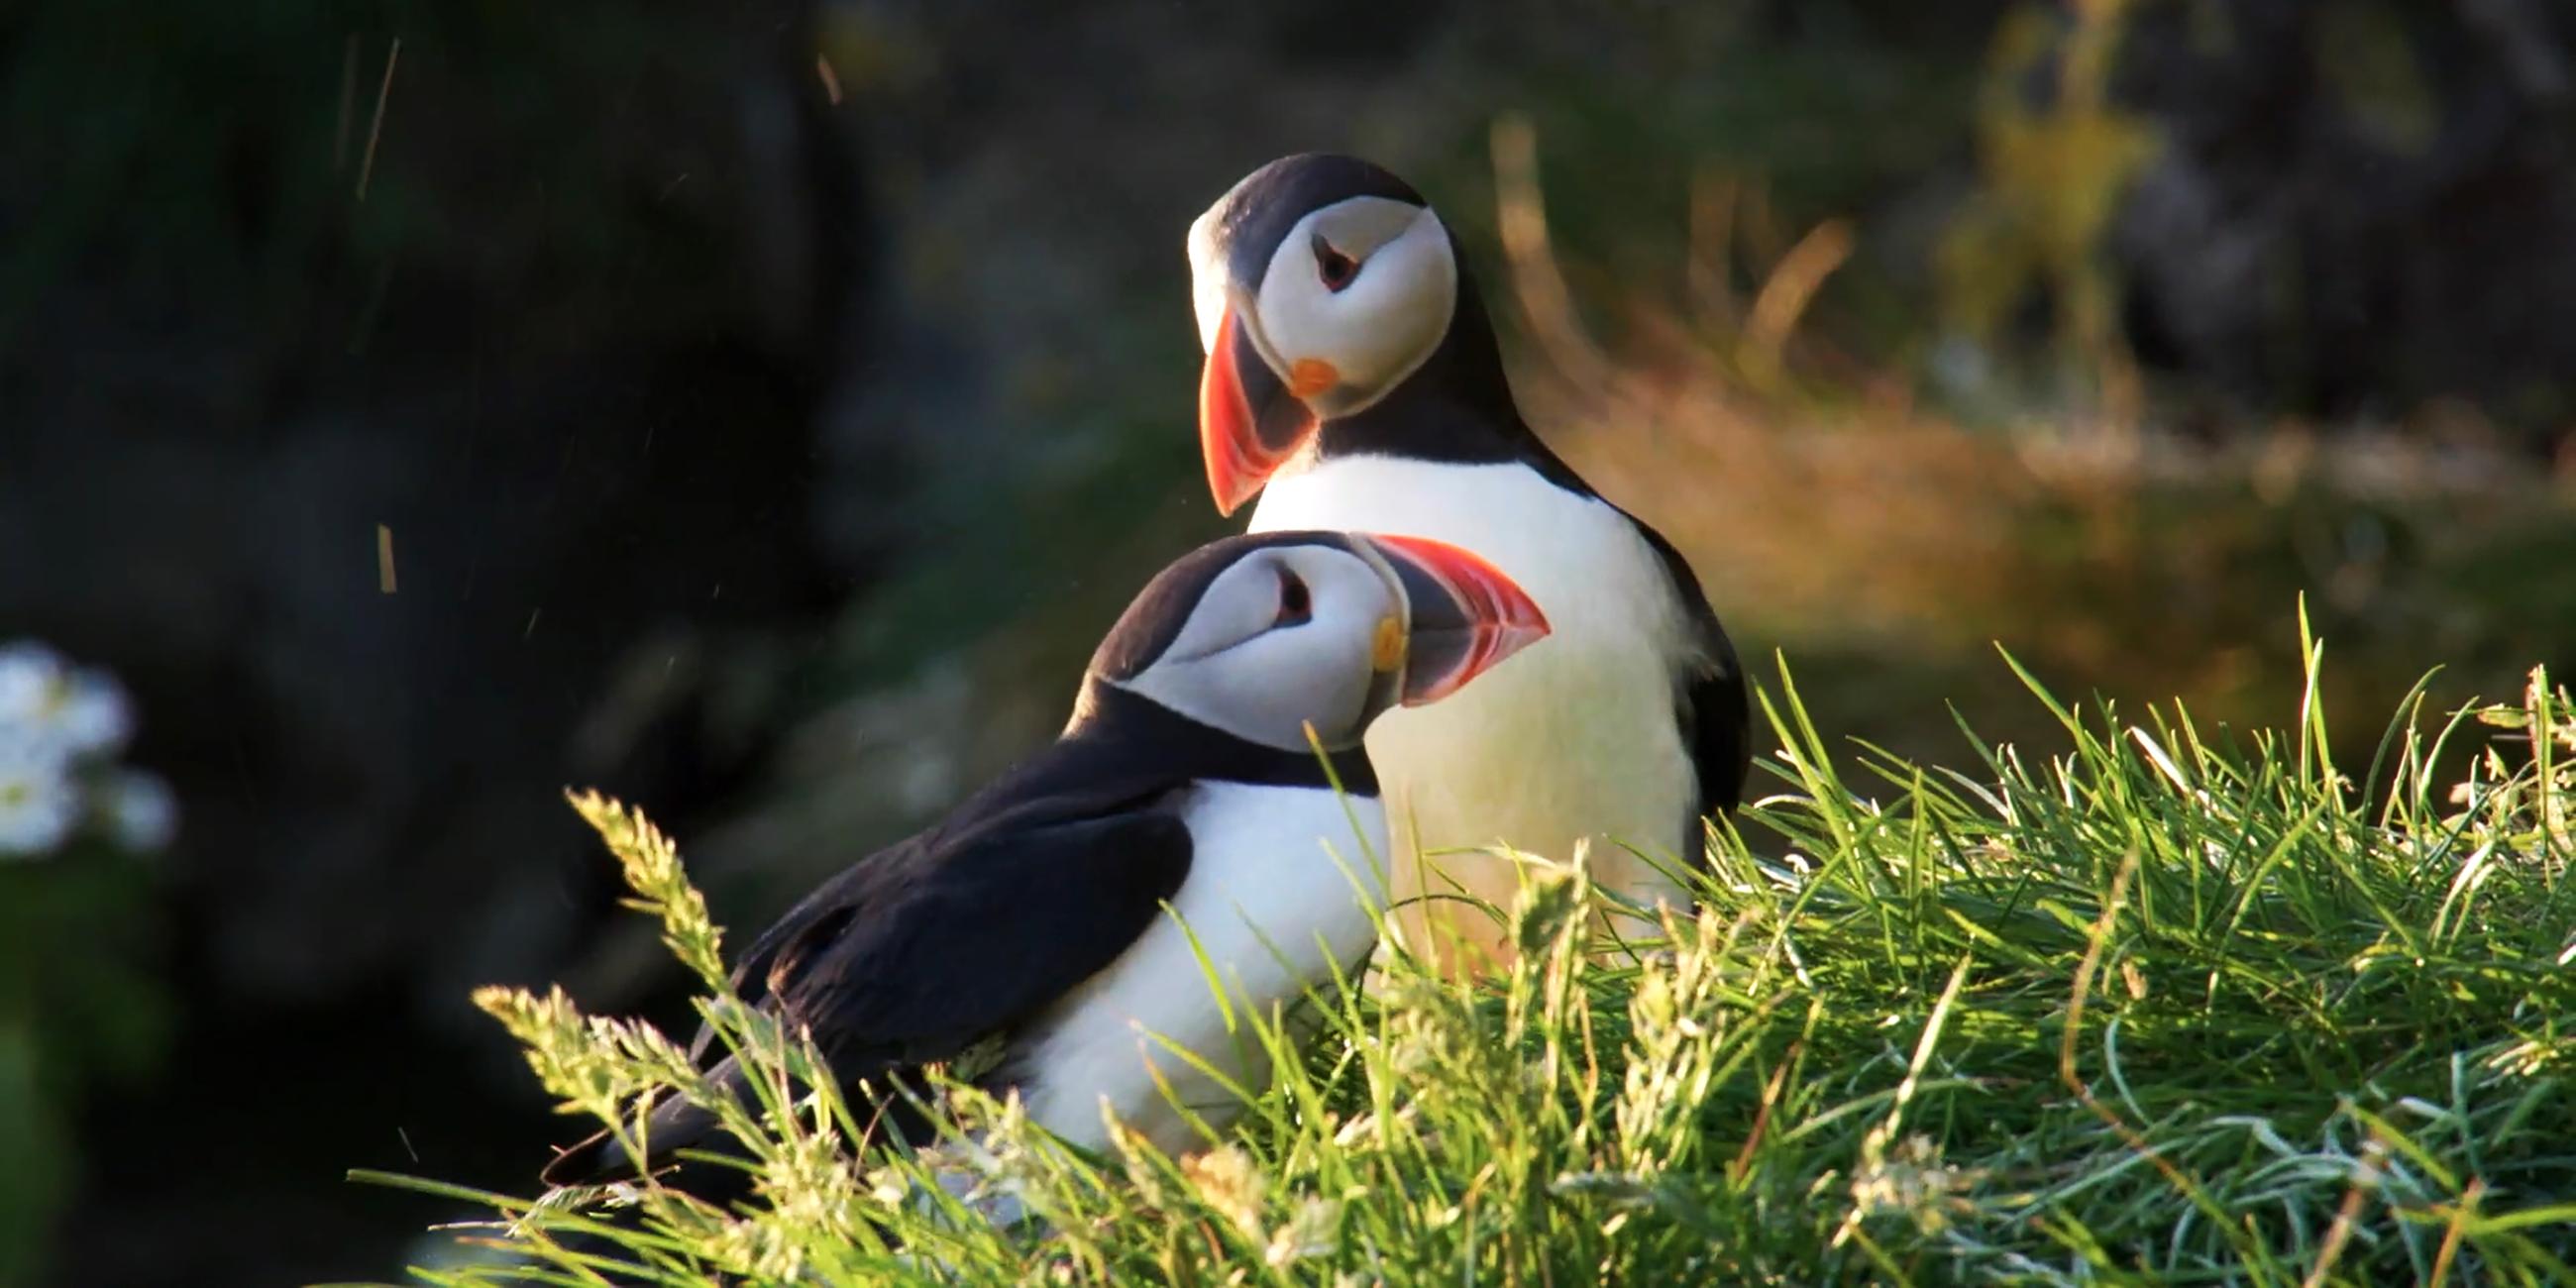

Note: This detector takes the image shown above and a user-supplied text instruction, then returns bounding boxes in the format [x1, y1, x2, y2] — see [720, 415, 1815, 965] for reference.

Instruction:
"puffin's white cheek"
[1255, 275, 1337, 376]
[1383, 216, 1458, 357]
[1319, 284, 1434, 392]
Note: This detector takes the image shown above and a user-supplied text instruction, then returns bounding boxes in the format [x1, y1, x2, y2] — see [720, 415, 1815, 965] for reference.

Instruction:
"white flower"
[0, 641, 164, 859]
[0, 642, 67, 728]
[0, 641, 132, 760]
[52, 667, 135, 757]
[105, 770, 177, 852]
[0, 740, 78, 859]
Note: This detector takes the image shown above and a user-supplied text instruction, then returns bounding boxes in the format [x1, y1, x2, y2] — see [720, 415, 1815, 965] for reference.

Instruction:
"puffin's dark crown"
[1205, 154, 1426, 292]
[1085, 530, 1357, 682]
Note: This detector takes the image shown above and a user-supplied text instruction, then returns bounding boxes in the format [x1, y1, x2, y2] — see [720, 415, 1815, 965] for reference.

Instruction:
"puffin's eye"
[1311, 233, 1359, 293]
[1274, 569, 1313, 626]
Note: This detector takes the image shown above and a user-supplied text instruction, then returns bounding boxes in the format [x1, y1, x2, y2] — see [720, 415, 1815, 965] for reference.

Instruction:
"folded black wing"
[773, 806, 1194, 1069]
[543, 801, 1192, 1186]
[1633, 520, 1752, 842]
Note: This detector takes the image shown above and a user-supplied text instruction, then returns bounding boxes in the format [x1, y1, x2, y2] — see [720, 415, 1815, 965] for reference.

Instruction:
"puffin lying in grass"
[542, 529, 1546, 1193]
[1184, 153, 1752, 970]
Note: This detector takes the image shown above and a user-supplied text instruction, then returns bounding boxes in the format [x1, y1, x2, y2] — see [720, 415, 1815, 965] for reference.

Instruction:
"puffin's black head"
[1187, 155, 1489, 515]
[1083, 530, 1549, 753]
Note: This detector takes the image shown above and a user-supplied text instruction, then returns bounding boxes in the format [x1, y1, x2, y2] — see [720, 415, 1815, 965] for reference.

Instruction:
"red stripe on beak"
[1367, 533, 1551, 706]
[1198, 307, 1311, 516]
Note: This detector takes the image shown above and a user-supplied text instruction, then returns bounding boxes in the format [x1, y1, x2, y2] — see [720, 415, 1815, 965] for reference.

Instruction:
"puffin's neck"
[1066, 680, 1380, 796]
[1301, 279, 1592, 497]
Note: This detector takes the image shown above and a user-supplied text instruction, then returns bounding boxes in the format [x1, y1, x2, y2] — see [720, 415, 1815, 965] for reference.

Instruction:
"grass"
[353, 614, 2576, 1286]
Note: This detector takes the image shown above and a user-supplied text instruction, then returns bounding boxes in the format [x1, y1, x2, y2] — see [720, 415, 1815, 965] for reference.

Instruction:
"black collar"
[1064, 681, 1380, 797]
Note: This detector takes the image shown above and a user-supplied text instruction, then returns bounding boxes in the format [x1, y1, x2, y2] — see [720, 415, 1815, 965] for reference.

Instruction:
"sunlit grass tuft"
[354, 621, 2576, 1286]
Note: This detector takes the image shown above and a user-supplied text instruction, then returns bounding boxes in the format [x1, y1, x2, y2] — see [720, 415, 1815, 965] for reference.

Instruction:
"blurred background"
[4, 1, 2574, 1282]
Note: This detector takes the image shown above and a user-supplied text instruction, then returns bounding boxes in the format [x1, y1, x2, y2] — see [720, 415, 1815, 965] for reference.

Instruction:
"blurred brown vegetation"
[4, 0, 2574, 1283]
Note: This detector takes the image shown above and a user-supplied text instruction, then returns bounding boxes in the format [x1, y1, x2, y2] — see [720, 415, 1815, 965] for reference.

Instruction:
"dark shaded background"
[4, 2, 2574, 1283]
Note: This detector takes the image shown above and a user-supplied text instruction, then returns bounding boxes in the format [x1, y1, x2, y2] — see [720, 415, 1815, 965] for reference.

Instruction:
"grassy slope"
[362, 626, 2576, 1287]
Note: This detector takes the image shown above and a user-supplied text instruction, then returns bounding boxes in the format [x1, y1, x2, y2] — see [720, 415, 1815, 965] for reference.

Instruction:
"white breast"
[1016, 783, 1386, 1157]
[1250, 456, 1702, 965]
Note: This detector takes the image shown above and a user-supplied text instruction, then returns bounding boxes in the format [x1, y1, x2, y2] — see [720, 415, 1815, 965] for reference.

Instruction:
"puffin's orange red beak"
[1363, 533, 1551, 706]
[1199, 307, 1319, 516]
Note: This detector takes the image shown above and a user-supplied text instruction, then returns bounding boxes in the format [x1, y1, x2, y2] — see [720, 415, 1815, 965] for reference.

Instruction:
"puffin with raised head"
[1184, 153, 1751, 970]
[542, 529, 1547, 1190]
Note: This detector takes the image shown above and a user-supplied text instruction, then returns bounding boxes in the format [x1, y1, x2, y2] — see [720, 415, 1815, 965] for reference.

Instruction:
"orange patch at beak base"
[1288, 358, 1339, 398]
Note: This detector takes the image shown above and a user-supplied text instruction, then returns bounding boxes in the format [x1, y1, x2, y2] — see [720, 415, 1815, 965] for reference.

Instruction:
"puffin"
[1184, 153, 1751, 970]
[541, 529, 1547, 1191]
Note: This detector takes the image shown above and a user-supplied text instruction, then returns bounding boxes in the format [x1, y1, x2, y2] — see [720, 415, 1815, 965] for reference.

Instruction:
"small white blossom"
[0, 740, 78, 859]
[0, 641, 133, 760]
[0, 642, 67, 729]
[0, 642, 169, 861]
[52, 667, 135, 757]
[106, 770, 178, 852]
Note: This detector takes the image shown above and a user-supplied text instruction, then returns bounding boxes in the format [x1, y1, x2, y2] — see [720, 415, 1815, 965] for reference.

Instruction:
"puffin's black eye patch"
[1311, 233, 1359, 292]
[1274, 568, 1313, 626]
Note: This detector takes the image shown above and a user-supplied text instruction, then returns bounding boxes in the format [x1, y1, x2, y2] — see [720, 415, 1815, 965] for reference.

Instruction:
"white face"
[1189, 195, 1459, 419]
[1110, 543, 1406, 753]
